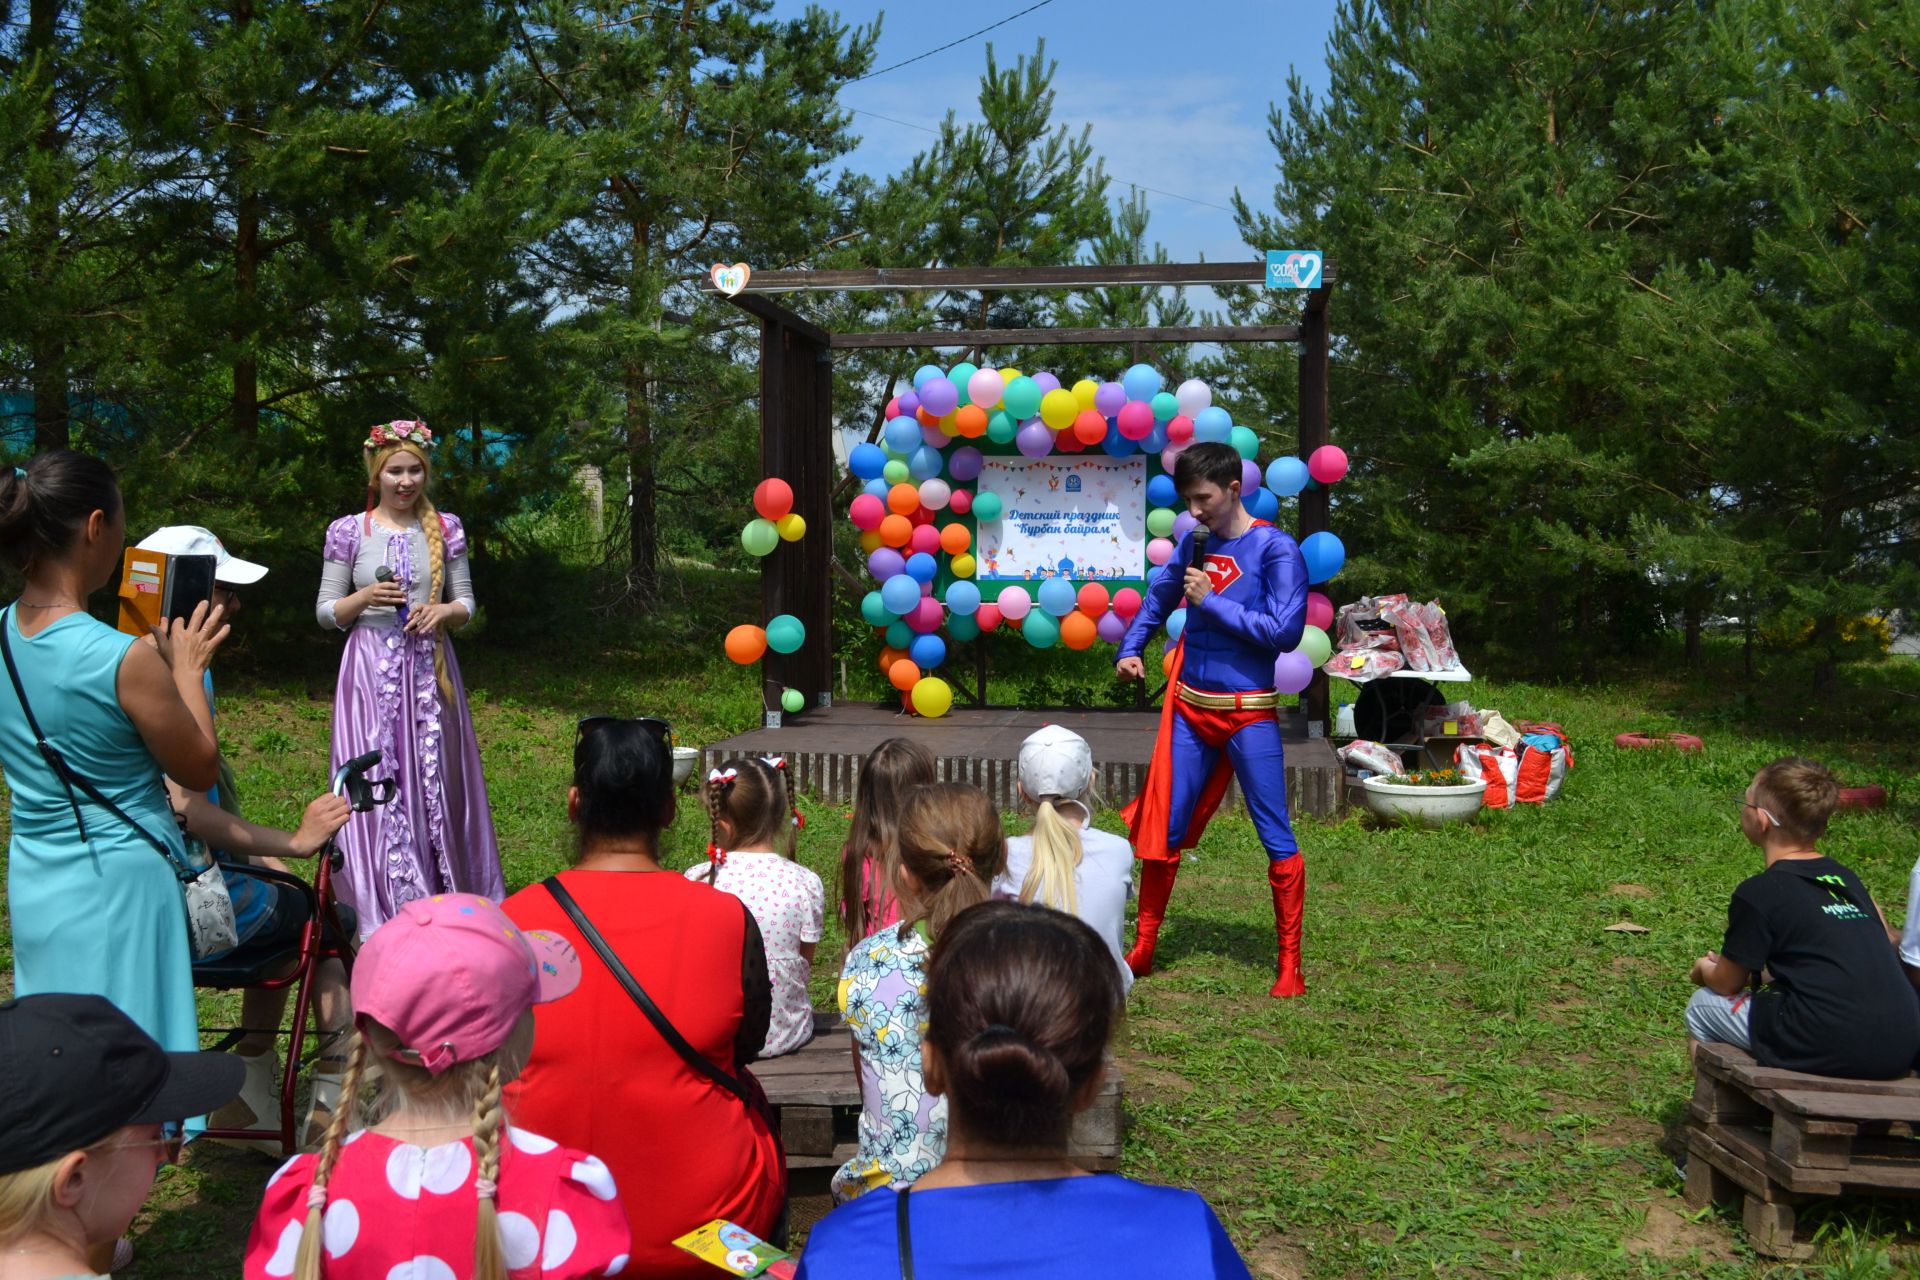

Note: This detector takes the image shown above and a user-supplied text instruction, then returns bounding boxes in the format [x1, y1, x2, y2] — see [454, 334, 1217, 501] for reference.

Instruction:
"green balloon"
[766, 613, 806, 654]
[1150, 391, 1178, 422]
[883, 459, 911, 485]
[972, 492, 1003, 522]
[1298, 624, 1332, 667]
[1002, 376, 1042, 420]
[886, 620, 913, 649]
[949, 363, 978, 406]
[741, 519, 778, 557]
[861, 591, 892, 627]
[1023, 611, 1059, 649]
[947, 613, 981, 642]
[986, 410, 1018, 444]
[1230, 426, 1260, 460]
[781, 688, 806, 714]
[1146, 507, 1175, 538]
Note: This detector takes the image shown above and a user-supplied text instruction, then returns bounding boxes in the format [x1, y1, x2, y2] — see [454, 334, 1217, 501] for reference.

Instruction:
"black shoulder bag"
[540, 874, 753, 1106]
[896, 1186, 916, 1280]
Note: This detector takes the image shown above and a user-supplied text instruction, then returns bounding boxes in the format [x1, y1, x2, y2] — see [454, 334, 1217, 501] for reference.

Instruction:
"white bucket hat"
[1018, 724, 1093, 801]
[136, 525, 268, 586]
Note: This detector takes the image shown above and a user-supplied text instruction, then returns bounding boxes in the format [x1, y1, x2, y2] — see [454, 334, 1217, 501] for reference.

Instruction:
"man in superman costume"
[1115, 442, 1309, 996]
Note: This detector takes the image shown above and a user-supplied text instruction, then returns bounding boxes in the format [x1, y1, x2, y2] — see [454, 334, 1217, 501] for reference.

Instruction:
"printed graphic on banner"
[976, 457, 1147, 581]
[1265, 249, 1323, 289]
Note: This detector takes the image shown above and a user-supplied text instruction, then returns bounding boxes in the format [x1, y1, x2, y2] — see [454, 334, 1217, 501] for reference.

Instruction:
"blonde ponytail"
[293, 1033, 370, 1280]
[1018, 799, 1083, 915]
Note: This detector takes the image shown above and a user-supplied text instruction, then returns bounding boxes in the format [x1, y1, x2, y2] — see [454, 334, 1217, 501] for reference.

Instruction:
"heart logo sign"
[710, 262, 751, 296]
[1264, 249, 1323, 289]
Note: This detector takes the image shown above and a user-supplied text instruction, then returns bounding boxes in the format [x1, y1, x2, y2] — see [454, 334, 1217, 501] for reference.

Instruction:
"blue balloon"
[1148, 565, 1167, 588]
[860, 591, 892, 627]
[1266, 456, 1309, 497]
[1122, 362, 1163, 401]
[1167, 608, 1188, 642]
[1142, 424, 1169, 453]
[909, 634, 947, 670]
[947, 612, 981, 642]
[945, 580, 981, 615]
[909, 445, 944, 481]
[1147, 474, 1177, 508]
[863, 478, 891, 501]
[905, 553, 938, 584]
[885, 620, 913, 649]
[1037, 577, 1076, 618]
[1193, 406, 1233, 443]
[850, 442, 887, 480]
[1301, 530, 1346, 583]
[881, 573, 921, 615]
[884, 417, 922, 454]
[913, 364, 944, 389]
[1248, 487, 1280, 522]
[1100, 426, 1137, 457]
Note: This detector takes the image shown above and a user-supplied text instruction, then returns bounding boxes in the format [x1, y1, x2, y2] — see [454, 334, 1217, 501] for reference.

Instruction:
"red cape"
[1121, 639, 1238, 863]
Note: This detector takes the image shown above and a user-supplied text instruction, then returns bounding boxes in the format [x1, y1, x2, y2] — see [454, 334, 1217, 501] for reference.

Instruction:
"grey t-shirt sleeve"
[445, 549, 476, 619]
[316, 556, 354, 630]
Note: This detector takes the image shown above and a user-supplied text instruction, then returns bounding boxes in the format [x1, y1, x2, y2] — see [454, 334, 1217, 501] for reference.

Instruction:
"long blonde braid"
[293, 1033, 370, 1280]
[415, 491, 456, 707]
[470, 1061, 507, 1280]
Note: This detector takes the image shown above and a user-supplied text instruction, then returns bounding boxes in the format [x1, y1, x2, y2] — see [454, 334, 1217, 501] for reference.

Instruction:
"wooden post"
[758, 311, 834, 718]
[1297, 284, 1332, 734]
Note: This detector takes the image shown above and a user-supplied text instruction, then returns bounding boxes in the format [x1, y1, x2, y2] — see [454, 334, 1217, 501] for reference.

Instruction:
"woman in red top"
[503, 717, 784, 1276]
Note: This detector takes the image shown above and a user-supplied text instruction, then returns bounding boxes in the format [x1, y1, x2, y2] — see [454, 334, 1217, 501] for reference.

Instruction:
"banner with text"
[976, 457, 1147, 582]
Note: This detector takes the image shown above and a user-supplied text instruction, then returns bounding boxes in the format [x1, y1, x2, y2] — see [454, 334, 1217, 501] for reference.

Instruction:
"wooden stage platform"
[703, 702, 1343, 817]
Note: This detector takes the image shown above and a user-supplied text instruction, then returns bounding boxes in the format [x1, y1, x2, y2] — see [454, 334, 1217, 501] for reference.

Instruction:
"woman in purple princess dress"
[314, 421, 502, 937]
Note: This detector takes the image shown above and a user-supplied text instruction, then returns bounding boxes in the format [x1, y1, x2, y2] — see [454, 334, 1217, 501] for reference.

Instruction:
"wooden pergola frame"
[706, 261, 1336, 734]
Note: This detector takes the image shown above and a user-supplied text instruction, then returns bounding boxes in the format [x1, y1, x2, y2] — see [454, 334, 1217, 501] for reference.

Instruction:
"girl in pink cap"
[241, 894, 631, 1280]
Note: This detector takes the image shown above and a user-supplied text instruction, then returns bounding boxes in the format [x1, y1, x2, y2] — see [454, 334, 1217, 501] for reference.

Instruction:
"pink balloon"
[909, 597, 945, 633]
[1159, 446, 1183, 472]
[1146, 537, 1174, 567]
[1166, 415, 1194, 445]
[1096, 612, 1127, 644]
[1274, 650, 1315, 694]
[998, 586, 1032, 620]
[849, 494, 884, 531]
[909, 524, 942, 556]
[884, 396, 901, 420]
[1116, 401, 1155, 441]
[919, 478, 951, 510]
[1308, 445, 1349, 484]
[948, 488, 973, 515]
[1305, 591, 1334, 632]
[921, 422, 948, 448]
[1112, 587, 1143, 621]
[967, 368, 1005, 409]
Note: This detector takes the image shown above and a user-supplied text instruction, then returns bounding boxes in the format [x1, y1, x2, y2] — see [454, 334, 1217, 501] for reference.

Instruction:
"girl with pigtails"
[242, 894, 630, 1279]
[685, 756, 826, 1057]
[316, 420, 503, 938]
[832, 783, 1006, 1204]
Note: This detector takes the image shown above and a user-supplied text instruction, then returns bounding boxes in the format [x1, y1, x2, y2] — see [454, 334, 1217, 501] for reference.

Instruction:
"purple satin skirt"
[329, 623, 503, 938]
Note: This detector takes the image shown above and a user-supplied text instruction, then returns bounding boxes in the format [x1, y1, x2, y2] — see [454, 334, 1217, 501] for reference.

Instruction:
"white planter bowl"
[1357, 776, 1487, 827]
[672, 747, 699, 787]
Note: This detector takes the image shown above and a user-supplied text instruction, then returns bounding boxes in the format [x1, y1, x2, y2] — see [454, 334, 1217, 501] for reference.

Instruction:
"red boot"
[1125, 857, 1181, 978]
[1268, 854, 1306, 998]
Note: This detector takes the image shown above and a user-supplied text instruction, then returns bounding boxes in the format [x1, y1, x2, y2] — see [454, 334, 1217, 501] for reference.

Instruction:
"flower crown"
[366, 420, 434, 452]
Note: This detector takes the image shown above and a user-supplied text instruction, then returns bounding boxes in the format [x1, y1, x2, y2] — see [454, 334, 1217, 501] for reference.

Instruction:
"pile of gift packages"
[1336, 708, 1574, 808]
[1324, 593, 1460, 680]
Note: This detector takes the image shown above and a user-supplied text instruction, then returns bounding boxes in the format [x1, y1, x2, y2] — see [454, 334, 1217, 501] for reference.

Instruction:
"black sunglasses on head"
[574, 715, 673, 758]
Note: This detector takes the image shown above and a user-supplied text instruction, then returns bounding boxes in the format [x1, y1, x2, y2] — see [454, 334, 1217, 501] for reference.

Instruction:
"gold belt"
[1176, 684, 1281, 711]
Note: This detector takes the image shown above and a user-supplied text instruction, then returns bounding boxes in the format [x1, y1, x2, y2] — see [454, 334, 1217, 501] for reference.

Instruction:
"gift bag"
[1456, 744, 1519, 808]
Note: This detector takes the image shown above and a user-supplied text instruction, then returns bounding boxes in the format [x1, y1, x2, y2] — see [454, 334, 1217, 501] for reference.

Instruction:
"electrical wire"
[844, 0, 1058, 84]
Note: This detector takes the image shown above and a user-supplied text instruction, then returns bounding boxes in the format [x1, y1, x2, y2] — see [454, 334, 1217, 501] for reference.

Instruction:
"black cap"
[0, 993, 246, 1174]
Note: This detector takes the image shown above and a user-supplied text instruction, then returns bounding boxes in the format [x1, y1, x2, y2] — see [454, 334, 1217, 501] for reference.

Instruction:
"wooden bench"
[755, 1011, 1127, 1176]
[1684, 1041, 1920, 1258]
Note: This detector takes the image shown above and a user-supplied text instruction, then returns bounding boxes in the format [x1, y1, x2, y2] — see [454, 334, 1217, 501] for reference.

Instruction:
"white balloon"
[1175, 378, 1212, 418]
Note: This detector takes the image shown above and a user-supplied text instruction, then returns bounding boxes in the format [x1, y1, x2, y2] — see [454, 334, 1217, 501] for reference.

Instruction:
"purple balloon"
[1016, 422, 1055, 459]
[896, 390, 921, 417]
[868, 547, 905, 580]
[1032, 372, 1061, 394]
[1241, 460, 1262, 495]
[1274, 649, 1315, 694]
[1172, 511, 1199, 542]
[1093, 381, 1127, 416]
[1096, 611, 1128, 644]
[949, 446, 984, 482]
[919, 378, 959, 417]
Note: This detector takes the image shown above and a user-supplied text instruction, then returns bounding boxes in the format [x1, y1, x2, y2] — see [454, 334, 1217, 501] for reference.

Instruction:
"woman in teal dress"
[0, 452, 227, 1070]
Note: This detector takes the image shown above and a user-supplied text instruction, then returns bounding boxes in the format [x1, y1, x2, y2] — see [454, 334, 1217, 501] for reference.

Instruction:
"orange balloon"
[939, 523, 971, 556]
[889, 658, 921, 691]
[878, 645, 906, 673]
[954, 405, 988, 438]
[916, 406, 939, 426]
[878, 514, 913, 547]
[1060, 610, 1098, 651]
[1072, 409, 1107, 445]
[725, 625, 767, 665]
[1162, 646, 1179, 677]
[887, 483, 921, 516]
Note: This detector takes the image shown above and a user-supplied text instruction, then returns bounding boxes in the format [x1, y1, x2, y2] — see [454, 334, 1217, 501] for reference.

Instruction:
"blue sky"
[769, 0, 1342, 268]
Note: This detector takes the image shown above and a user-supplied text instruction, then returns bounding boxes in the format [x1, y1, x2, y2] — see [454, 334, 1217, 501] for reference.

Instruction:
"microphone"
[375, 565, 408, 626]
[1188, 525, 1210, 574]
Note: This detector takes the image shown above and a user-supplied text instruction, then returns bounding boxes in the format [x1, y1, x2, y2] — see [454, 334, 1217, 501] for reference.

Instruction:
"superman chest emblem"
[1203, 554, 1243, 593]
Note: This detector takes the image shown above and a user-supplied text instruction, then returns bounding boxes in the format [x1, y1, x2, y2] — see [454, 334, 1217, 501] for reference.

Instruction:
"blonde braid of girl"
[292, 1033, 369, 1280]
[1019, 799, 1084, 915]
[470, 1061, 508, 1280]
[704, 772, 731, 884]
[415, 492, 456, 707]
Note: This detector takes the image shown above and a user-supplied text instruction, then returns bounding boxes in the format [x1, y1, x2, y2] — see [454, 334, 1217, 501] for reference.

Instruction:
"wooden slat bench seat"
[1684, 1042, 1920, 1258]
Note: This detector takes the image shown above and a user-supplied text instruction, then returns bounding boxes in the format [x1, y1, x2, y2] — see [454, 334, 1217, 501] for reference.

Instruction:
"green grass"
[4, 567, 1919, 1277]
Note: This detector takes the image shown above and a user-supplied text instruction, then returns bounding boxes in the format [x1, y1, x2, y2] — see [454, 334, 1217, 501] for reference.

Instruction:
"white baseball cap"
[136, 525, 269, 586]
[1018, 724, 1093, 800]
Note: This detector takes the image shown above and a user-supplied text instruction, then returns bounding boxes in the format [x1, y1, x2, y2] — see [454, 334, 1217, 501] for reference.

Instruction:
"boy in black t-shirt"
[1685, 757, 1920, 1079]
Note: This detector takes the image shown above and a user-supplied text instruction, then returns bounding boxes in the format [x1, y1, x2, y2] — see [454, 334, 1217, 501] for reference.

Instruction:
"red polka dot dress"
[244, 1127, 631, 1278]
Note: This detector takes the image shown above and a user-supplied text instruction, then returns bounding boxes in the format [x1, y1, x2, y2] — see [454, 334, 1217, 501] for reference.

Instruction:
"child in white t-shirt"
[993, 725, 1135, 993]
[686, 755, 825, 1056]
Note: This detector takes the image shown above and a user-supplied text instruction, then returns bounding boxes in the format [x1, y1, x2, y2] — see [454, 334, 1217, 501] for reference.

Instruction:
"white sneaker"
[207, 1049, 286, 1155]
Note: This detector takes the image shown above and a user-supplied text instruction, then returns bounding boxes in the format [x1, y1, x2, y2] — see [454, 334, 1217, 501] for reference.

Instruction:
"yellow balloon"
[777, 512, 807, 542]
[950, 553, 976, 578]
[1039, 388, 1078, 431]
[858, 529, 883, 553]
[910, 676, 954, 719]
[999, 367, 1022, 381]
[938, 412, 961, 437]
[1072, 379, 1100, 411]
